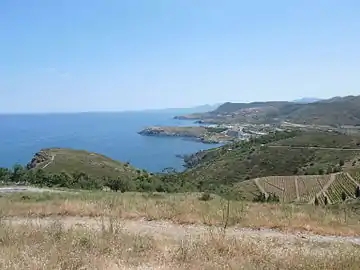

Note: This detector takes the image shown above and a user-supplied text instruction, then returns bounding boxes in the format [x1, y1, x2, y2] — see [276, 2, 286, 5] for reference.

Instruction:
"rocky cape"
[138, 126, 233, 144]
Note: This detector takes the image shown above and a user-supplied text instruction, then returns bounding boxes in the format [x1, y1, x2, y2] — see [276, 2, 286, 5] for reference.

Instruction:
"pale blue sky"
[1, 0, 359, 113]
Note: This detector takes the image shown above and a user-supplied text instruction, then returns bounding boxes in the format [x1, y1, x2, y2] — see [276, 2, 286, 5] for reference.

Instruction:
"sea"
[0, 112, 221, 172]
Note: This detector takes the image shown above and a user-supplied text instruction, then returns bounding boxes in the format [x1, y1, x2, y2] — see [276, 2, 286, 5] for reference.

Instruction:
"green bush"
[198, 192, 212, 201]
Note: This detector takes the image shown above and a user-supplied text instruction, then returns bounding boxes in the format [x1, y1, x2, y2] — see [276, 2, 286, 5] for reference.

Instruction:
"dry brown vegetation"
[1, 191, 360, 236]
[1, 191, 360, 269]
[1, 218, 360, 270]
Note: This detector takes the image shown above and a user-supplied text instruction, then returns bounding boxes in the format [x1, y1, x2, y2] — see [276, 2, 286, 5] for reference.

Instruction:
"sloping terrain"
[27, 148, 141, 180]
[285, 96, 360, 126]
[238, 172, 360, 204]
[175, 95, 360, 126]
[181, 131, 360, 198]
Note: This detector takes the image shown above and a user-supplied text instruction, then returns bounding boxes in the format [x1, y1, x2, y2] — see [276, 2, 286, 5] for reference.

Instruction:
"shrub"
[324, 196, 328, 205]
[253, 192, 266, 202]
[356, 186, 360, 198]
[198, 192, 212, 201]
[314, 196, 319, 206]
[341, 192, 347, 202]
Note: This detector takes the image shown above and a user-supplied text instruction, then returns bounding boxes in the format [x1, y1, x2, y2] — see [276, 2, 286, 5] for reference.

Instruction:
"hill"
[174, 95, 360, 126]
[181, 131, 360, 197]
[3, 131, 360, 202]
[139, 103, 221, 114]
[293, 97, 323, 104]
[27, 148, 142, 180]
[235, 172, 360, 204]
[285, 95, 360, 126]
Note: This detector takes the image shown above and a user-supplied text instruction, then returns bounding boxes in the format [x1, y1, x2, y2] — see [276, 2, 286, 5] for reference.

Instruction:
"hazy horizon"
[1, 1, 359, 113]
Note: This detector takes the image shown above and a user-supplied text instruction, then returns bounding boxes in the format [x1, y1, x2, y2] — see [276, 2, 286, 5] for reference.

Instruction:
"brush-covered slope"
[27, 148, 142, 180]
[175, 95, 360, 126]
[181, 131, 360, 192]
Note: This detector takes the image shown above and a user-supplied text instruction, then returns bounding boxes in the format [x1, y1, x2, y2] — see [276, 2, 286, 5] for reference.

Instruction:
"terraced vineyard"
[297, 175, 331, 203]
[325, 173, 359, 203]
[348, 170, 360, 184]
[250, 173, 360, 204]
[259, 176, 296, 202]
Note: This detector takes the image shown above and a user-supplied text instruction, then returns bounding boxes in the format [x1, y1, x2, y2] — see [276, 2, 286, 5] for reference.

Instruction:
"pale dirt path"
[42, 154, 55, 169]
[5, 216, 360, 246]
[309, 174, 336, 204]
[253, 178, 268, 197]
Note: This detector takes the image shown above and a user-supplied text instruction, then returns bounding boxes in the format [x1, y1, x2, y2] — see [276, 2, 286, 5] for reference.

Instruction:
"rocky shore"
[138, 126, 233, 144]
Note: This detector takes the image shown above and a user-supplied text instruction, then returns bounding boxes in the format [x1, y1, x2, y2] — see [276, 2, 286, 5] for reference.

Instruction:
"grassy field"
[1, 191, 360, 269]
[1, 219, 360, 269]
[1, 191, 360, 236]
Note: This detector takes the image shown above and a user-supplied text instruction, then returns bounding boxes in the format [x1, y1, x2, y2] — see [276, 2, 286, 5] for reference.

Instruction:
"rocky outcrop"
[138, 126, 207, 138]
[138, 126, 234, 144]
[26, 150, 52, 169]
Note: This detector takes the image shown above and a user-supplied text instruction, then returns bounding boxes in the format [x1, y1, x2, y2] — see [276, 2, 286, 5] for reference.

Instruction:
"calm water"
[0, 112, 220, 172]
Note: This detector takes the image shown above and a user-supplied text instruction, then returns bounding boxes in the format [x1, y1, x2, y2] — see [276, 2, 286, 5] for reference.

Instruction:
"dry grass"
[1, 191, 360, 236]
[0, 218, 359, 270]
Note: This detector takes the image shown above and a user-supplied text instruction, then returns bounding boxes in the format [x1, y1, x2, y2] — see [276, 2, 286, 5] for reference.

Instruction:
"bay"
[0, 112, 221, 172]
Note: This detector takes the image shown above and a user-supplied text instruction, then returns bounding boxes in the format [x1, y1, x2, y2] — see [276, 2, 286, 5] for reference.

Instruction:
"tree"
[339, 160, 345, 167]
[318, 168, 324, 175]
[0, 168, 11, 183]
[324, 196, 328, 205]
[34, 169, 47, 186]
[341, 191, 347, 202]
[253, 192, 266, 202]
[356, 186, 360, 198]
[314, 196, 319, 206]
[106, 177, 130, 192]
[11, 164, 26, 183]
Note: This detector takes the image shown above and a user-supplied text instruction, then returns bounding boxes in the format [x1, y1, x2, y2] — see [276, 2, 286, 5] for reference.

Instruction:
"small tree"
[318, 168, 324, 175]
[339, 160, 345, 167]
[314, 196, 319, 206]
[324, 196, 328, 205]
[198, 192, 212, 201]
[106, 178, 129, 192]
[253, 192, 266, 202]
[355, 186, 360, 198]
[341, 191, 347, 202]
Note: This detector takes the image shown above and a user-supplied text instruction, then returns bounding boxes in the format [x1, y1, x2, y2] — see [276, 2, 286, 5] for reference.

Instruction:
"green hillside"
[181, 131, 360, 195]
[27, 148, 141, 180]
[175, 95, 360, 126]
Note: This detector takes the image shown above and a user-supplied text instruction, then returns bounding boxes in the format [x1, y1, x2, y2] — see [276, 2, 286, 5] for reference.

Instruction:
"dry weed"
[0, 219, 359, 270]
[1, 192, 360, 236]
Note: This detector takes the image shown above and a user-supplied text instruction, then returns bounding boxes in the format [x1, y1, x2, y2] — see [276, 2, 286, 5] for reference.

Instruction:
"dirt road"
[5, 216, 360, 246]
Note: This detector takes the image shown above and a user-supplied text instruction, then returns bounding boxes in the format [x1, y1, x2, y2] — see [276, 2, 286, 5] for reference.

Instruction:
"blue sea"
[0, 112, 221, 172]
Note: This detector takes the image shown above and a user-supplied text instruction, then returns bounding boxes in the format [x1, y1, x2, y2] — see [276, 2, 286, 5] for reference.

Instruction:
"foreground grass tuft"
[0, 219, 359, 269]
[1, 191, 360, 236]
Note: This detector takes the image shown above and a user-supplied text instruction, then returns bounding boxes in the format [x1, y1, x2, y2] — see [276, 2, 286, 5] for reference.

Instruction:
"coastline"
[138, 126, 235, 144]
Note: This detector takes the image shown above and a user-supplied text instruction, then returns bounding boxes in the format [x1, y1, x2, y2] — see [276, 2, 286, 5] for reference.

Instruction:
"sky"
[1, 0, 360, 113]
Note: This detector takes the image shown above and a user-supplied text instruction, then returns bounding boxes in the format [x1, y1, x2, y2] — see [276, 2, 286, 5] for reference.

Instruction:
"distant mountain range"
[175, 95, 360, 126]
[292, 97, 323, 104]
[140, 104, 221, 114]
